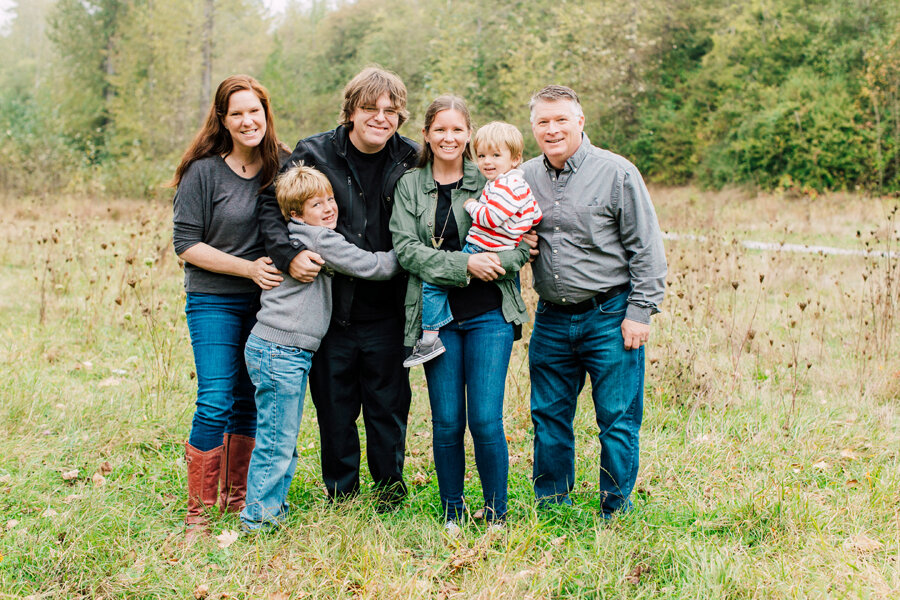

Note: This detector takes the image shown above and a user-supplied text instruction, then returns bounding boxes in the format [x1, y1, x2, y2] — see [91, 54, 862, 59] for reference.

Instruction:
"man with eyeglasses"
[257, 66, 418, 509]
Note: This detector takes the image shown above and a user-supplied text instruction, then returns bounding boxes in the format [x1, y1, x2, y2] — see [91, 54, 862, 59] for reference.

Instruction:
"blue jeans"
[528, 291, 644, 516]
[423, 308, 512, 522]
[240, 334, 312, 530]
[421, 242, 485, 331]
[185, 292, 260, 451]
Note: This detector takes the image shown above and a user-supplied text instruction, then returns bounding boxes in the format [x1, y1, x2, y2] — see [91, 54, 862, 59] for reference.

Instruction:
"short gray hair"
[529, 85, 584, 123]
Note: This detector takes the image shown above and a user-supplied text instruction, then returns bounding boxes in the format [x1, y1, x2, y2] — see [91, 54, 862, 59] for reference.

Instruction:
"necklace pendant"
[431, 237, 443, 249]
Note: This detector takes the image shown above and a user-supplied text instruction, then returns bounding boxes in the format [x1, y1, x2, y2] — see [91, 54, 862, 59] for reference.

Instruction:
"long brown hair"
[417, 95, 473, 168]
[170, 75, 287, 190]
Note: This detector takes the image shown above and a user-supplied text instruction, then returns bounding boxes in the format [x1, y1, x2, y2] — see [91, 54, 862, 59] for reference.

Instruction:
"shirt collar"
[422, 159, 482, 193]
[542, 133, 591, 174]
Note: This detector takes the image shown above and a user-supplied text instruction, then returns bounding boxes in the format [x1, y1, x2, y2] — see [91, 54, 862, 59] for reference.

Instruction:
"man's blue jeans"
[185, 292, 259, 451]
[423, 308, 513, 522]
[240, 334, 312, 530]
[421, 242, 484, 331]
[528, 291, 644, 516]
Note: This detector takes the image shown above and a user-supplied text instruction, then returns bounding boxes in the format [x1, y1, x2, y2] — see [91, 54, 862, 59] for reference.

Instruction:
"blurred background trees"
[1, 0, 898, 197]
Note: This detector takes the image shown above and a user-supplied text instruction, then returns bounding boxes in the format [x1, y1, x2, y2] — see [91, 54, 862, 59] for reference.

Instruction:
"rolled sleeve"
[172, 166, 206, 256]
[619, 168, 667, 318]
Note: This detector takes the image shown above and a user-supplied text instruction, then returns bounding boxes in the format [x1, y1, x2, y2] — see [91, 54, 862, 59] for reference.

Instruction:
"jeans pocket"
[597, 291, 628, 315]
[535, 299, 549, 315]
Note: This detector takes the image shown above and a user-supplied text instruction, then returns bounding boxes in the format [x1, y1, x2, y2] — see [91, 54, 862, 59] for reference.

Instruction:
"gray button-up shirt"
[522, 135, 667, 324]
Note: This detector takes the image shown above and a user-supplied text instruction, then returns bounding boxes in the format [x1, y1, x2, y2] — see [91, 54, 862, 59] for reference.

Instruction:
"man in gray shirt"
[522, 85, 667, 516]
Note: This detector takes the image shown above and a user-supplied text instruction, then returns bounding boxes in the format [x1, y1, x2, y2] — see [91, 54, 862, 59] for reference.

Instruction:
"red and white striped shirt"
[464, 168, 543, 251]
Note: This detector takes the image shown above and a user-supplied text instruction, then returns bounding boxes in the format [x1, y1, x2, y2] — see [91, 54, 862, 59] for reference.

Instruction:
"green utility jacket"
[389, 159, 531, 347]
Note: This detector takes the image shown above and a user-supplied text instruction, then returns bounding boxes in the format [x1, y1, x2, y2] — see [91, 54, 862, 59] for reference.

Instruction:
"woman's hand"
[467, 253, 506, 282]
[247, 256, 284, 290]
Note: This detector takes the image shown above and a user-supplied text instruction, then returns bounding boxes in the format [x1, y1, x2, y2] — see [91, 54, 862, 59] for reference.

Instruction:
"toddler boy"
[241, 164, 399, 530]
[404, 121, 542, 367]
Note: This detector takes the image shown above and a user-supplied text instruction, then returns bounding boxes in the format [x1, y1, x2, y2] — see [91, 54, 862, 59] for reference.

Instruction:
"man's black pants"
[309, 315, 411, 502]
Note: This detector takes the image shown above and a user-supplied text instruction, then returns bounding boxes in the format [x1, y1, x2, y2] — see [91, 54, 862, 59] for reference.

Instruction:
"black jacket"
[257, 125, 419, 324]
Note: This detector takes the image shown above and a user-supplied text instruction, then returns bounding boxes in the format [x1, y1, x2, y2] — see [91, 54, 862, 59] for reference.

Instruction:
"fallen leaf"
[6, 519, 19, 530]
[839, 449, 857, 460]
[412, 472, 430, 485]
[812, 461, 829, 471]
[61, 469, 79, 481]
[100, 461, 113, 475]
[62, 494, 80, 504]
[98, 377, 122, 388]
[625, 563, 650, 584]
[550, 535, 567, 547]
[845, 479, 859, 487]
[43, 508, 59, 518]
[844, 534, 883, 553]
[92, 472, 106, 487]
[216, 529, 240, 549]
[193, 583, 209, 599]
[268, 592, 289, 600]
[0, 475, 10, 484]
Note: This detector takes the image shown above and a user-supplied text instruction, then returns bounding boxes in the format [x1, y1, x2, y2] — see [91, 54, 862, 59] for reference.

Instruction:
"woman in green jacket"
[389, 95, 531, 532]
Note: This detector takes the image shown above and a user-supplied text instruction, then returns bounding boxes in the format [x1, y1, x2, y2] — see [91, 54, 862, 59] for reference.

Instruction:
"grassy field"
[0, 188, 897, 599]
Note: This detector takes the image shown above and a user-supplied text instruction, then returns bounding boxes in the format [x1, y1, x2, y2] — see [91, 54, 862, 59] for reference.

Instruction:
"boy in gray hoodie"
[241, 164, 400, 531]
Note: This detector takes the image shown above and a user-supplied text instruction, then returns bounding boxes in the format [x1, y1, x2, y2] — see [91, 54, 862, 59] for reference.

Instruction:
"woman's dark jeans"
[185, 292, 259, 451]
[423, 308, 513, 522]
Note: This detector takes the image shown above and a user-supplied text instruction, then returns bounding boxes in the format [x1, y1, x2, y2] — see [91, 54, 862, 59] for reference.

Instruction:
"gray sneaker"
[403, 336, 446, 367]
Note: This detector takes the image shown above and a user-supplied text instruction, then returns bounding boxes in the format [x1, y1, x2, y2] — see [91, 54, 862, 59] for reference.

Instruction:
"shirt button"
[553, 249, 558, 254]
[554, 226, 559, 232]
[562, 298, 567, 303]
[357, 233, 362, 237]
[554, 274, 559, 279]
[554, 202, 559, 206]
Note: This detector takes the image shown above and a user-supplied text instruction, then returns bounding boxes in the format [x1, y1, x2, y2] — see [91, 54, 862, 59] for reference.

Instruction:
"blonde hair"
[473, 122, 524, 164]
[339, 66, 410, 129]
[275, 163, 334, 221]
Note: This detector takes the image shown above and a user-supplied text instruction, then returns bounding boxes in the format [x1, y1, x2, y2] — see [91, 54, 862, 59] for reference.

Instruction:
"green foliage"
[2, 0, 900, 195]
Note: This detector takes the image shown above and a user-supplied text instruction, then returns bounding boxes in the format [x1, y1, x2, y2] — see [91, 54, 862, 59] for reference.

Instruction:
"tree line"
[1, 0, 898, 198]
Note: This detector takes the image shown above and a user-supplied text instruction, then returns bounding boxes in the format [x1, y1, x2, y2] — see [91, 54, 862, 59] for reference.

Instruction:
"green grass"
[0, 190, 897, 599]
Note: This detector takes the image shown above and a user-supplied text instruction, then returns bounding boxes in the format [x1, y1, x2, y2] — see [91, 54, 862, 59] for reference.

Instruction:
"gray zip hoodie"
[251, 219, 400, 351]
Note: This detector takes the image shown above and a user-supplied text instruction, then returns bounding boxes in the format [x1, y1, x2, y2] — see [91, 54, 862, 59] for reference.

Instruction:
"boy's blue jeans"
[240, 333, 312, 530]
[421, 242, 485, 331]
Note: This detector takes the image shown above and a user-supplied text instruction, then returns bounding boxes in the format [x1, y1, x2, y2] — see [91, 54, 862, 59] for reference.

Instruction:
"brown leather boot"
[184, 442, 223, 543]
[219, 433, 256, 513]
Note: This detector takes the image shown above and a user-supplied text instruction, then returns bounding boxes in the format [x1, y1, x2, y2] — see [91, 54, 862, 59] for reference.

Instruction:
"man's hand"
[522, 230, 539, 263]
[288, 250, 324, 282]
[621, 318, 650, 350]
[467, 253, 505, 281]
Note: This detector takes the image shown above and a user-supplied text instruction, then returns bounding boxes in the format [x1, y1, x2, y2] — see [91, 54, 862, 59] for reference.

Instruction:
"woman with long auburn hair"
[171, 74, 288, 542]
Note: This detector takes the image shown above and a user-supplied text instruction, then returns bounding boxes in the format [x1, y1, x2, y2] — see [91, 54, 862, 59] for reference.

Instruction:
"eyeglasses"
[358, 105, 400, 118]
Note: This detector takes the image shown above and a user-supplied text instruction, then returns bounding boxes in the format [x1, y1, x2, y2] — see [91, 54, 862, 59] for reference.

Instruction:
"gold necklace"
[431, 177, 462, 249]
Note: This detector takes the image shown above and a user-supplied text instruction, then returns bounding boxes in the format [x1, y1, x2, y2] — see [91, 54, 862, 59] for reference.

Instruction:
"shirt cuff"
[625, 303, 653, 325]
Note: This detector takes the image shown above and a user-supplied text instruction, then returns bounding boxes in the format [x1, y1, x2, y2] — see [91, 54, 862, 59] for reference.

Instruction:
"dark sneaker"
[403, 336, 446, 368]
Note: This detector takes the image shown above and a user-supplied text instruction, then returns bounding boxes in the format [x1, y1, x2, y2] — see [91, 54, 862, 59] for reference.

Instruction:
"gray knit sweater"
[251, 219, 400, 351]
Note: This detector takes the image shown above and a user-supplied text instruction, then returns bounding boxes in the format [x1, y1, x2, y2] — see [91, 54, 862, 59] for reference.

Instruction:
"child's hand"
[464, 198, 477, 208]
